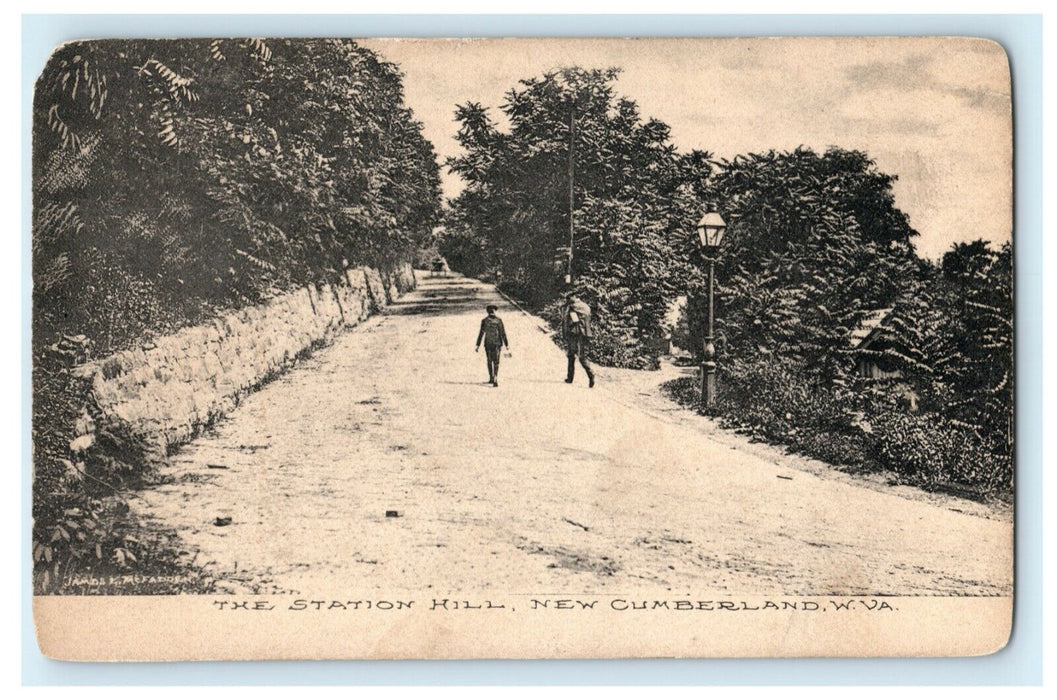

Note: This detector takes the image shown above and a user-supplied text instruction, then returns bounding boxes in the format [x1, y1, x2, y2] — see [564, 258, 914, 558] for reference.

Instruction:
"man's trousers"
[565, 336, 594, 382]
[484, 343, 502, 381]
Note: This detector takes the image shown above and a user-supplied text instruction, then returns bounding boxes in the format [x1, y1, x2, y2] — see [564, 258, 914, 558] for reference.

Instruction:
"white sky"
[360, 37, 1012, 261]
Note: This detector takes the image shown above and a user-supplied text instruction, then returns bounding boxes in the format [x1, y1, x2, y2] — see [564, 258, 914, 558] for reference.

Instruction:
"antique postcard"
[31, 36, 1013, 660]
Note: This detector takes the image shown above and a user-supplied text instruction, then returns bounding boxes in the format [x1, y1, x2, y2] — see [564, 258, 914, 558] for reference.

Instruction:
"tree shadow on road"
[388, 291, 492, 317]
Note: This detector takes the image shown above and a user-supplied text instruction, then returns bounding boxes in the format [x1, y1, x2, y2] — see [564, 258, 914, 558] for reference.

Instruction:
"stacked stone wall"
[67, 263, 415, 460]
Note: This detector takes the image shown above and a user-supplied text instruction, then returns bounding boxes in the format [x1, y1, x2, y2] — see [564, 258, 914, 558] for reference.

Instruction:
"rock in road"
[131, 272, 1013, 597]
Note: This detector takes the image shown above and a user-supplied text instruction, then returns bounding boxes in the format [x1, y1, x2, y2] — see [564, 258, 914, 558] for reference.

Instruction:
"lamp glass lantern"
[696, 210, 727, 257]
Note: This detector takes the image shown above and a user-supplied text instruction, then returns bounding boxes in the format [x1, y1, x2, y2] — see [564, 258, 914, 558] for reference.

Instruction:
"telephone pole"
[567, 101, 575, 286]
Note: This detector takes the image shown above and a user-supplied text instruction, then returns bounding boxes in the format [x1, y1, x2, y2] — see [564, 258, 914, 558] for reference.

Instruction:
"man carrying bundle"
[562, 292, 595, 388]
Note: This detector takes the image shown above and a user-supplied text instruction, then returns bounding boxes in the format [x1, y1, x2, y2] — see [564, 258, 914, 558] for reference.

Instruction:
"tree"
[938, 241, 1013, 450]
[680, 147, 924, 383]
[34, 39, 442, 355]
[32, 38, 443, 590]
[444, 67, 689, 365]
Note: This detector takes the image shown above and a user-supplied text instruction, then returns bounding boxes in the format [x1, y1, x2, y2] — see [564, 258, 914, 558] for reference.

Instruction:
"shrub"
[870, 411, 1011, 492]
[660, 356, 1012, 496]
[714, 356, 857, 448]
[31, 341, 201, 593]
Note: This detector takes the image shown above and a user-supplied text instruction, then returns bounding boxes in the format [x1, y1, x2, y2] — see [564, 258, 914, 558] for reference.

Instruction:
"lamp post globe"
[697, 210, 727, 257]
[696, 208, 727, 410]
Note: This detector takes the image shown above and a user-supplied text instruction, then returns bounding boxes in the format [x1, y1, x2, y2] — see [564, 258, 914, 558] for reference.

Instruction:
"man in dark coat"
[562, 292, 595, 387]
[475, 304, 509, 386]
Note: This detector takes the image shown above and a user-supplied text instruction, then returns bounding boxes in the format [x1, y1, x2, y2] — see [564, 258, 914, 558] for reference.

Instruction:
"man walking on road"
[475, 304, 509, 387]
[562, 292, 596, 388]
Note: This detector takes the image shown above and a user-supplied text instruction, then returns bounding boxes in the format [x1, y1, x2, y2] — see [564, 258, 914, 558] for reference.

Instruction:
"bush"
[714, 356, 859, 455]
[660, 356, 1012, 496]
[32, 356, 189, 593]
[870, 412, 1011, 492]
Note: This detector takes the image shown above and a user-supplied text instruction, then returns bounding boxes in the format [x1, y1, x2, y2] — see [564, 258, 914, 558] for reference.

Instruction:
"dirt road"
[131, 273, 1013, 596]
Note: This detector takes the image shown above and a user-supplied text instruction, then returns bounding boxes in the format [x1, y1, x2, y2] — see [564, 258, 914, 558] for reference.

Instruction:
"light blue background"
[21, 13, 1043, 686]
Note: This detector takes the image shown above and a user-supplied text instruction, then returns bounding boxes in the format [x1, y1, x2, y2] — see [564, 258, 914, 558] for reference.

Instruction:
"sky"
[359, 37, 1012, 261]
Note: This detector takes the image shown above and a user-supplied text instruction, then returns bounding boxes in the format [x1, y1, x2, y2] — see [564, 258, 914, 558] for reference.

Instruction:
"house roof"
[849, 307, 894, 349]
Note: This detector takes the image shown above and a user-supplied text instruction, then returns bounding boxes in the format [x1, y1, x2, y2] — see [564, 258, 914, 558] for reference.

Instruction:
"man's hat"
[486, 304, 498, 312]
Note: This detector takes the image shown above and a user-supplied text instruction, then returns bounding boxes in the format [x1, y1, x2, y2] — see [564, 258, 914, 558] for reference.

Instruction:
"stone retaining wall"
[391, 264, 417, 296]
[69, 263, 415, 461]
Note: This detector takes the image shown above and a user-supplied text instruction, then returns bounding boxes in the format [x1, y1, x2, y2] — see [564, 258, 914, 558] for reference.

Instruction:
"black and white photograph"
[30, 36, 1013, 660]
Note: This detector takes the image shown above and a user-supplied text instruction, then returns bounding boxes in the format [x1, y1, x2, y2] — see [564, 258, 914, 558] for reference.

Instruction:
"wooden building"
[849, 308, 903, 380]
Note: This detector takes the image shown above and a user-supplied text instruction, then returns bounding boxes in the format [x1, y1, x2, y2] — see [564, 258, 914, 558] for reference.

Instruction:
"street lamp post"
[697, 208, 727, 410]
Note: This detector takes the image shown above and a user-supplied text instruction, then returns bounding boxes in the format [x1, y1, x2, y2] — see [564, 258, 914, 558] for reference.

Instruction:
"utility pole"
[566, 101, 575, 286]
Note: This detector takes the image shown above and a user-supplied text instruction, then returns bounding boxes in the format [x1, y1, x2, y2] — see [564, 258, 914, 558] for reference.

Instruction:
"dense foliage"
[33, 39, 441, 590]
[883, 241, 1014, 469]
[682, 153, 1012, 494]
[444, 65, 1013, 494]
[35, 39, 441, 355]
[443, 67, 709, 367]
[685, 148, 925, 378]
[663, 355, 1010, 495]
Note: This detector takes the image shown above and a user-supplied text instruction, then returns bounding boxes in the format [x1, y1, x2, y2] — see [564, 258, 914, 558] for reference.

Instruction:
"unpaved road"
[132, 273, 1013, 596]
